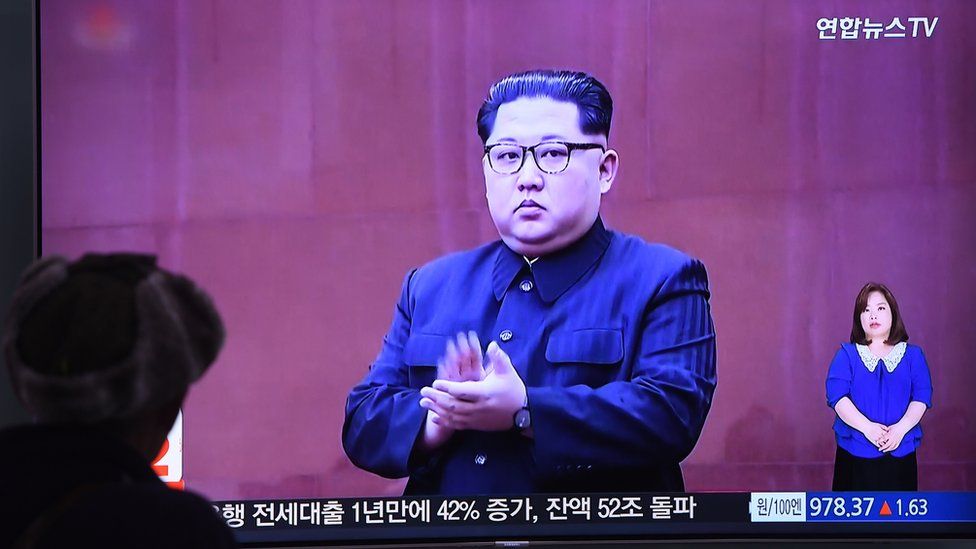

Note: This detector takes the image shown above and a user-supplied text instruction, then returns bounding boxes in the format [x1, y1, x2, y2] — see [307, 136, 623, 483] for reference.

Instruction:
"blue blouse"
[825, 343, 933, 458]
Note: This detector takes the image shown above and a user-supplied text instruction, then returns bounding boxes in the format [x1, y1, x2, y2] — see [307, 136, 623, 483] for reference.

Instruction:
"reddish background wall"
[39, 0, 976, 498]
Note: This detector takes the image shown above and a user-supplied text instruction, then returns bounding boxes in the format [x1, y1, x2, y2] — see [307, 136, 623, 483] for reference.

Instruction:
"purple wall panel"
[40, 0, 976, 498]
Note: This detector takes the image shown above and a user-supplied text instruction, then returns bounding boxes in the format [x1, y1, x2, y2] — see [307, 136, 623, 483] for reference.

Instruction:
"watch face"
[514, 408, 531, 429]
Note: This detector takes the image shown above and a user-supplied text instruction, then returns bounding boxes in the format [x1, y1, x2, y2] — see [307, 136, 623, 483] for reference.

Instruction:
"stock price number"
[891, 498, 929, 517]
[809, 496, 874, 518]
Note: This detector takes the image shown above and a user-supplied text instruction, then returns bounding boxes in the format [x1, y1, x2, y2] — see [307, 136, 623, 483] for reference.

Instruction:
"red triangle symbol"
[880, 502, 892, 516]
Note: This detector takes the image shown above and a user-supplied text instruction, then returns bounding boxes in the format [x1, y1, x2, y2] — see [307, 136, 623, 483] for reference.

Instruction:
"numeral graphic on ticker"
[151, 410, 184, 489]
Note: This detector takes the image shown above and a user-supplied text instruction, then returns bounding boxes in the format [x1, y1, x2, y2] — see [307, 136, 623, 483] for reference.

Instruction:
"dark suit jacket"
[343, 217, 716, 495]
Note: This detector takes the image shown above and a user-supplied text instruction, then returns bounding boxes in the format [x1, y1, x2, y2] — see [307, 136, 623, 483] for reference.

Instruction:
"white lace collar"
[855, 342, 907, 373]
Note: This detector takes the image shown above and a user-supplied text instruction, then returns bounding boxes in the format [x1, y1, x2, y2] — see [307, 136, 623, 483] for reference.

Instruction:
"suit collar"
[492, 216, 612, 303]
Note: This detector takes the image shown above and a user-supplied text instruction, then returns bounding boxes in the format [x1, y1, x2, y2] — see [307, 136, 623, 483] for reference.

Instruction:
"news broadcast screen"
[38, 0, 975, 544]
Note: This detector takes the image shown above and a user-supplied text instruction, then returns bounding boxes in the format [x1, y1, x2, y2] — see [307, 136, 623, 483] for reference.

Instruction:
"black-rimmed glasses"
[484, 141, 605, 175]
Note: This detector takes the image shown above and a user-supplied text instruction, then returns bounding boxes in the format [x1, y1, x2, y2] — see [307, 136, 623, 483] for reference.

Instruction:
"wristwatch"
[513, 405, 531, 431]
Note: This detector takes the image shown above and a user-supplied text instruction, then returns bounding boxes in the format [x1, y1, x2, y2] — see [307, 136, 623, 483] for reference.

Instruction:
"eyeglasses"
[483, 141, 606, 175]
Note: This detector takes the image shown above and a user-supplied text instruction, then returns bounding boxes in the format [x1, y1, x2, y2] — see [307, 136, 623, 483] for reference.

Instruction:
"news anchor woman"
[826, 282, 933, 491]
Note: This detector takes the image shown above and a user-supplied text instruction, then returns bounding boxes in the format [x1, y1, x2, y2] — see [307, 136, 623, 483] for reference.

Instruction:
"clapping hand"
[438, 331, 487, 384]
[420, 341, 526, 432]
[418, 332, 485, 450]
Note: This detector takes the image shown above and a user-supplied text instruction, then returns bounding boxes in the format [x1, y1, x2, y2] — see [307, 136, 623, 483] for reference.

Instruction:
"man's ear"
[599, 149, 619, 194]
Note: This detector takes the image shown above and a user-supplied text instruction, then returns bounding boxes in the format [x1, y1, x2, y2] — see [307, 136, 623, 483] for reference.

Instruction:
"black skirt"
[832, 445, 918, 491]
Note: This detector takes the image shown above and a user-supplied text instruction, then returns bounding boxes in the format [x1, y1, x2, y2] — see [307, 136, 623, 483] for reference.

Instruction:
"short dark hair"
[476, 70, 613, 144]
[850, 282, 909, 345]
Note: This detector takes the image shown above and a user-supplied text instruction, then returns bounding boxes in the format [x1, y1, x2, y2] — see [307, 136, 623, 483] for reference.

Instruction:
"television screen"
[37, 0, 976, 544]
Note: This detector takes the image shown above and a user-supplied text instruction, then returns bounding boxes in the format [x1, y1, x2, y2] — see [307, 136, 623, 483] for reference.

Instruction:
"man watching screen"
[343, 69, 717, 495]
[0, 253, 236, 547]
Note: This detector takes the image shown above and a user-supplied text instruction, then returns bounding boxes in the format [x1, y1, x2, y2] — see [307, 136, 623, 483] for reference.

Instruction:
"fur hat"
[2, 253, 225, 423]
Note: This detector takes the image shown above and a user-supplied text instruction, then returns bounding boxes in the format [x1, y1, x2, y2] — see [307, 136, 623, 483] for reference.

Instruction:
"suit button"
[500, 330, 513, 342]
[520, 280, 533, 292]
[474, 453, 487, 466]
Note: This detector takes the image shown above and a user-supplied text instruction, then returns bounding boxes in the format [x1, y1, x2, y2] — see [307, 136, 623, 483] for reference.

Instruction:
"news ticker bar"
[752, 492, 976, 522]
[210, 492, 976, 530]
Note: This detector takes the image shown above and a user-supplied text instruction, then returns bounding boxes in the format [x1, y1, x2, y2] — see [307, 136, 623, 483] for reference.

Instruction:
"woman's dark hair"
[476, 69, 613, 144]
[850, 282, 909, 345]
